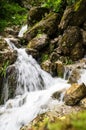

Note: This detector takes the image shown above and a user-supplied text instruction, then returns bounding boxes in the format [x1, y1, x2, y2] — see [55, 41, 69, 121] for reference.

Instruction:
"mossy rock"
[58, 26, 84, 61]
[59, 0, 86, 30]
[25, 12, 61, 42]
[27, 34, 49, 50]
[27, 7, 49, 26]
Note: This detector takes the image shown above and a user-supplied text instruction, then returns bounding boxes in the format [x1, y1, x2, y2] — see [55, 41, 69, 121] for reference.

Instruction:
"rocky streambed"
[0, 0, 86, 130]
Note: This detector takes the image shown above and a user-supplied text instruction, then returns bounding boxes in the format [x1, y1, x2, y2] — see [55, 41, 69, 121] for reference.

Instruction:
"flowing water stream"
[0, 25, 86, 130]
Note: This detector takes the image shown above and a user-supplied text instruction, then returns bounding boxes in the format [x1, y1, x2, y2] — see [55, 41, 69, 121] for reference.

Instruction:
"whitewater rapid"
[0, 25, 86, 130]
[0, 35, 70, 130]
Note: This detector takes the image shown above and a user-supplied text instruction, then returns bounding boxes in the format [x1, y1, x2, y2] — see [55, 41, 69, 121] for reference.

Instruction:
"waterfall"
[0, 26, 86, 130]
[18, 25, 28, 38]
[0, 38, 70, 130]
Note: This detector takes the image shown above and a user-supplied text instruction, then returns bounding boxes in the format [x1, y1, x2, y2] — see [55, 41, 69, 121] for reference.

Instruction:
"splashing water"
[18, 25, 28, 38]
[0, 26, 86, 130]
[0, 38, 70, 130]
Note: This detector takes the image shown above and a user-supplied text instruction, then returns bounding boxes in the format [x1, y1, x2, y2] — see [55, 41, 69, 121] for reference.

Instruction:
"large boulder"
[27, 34, 49, 50]
[58, 26, 84, 60]
[64, 83, 86, 106]
[59, 0, 86, 30]
[27, 7, 49, 26]
[25, 12, 60, 42]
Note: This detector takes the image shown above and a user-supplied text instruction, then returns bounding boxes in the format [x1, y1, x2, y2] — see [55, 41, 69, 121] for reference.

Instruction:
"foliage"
[0, 0, 27, 32]
[41, 54, 49, 62]
[65, 57, 73, 65]
[42, 0, 78, 12]
[0, 60, 9, 78]
[0, 61, 9, 77]
[42, 0, 63, 12]
[29, 110, 86, 130]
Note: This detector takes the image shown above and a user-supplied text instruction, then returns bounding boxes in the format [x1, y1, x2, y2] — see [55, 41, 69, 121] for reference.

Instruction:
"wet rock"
[9, 38, 21, 48]
[81, 29, 86, 45]
[25, 12, 60, 41]
[55, 60, 64, 78]
[27, 34, 49, 50]
[68, 68, 81, 83]
[64, 60, 86, 82]
[27, 7, 49, 26]
[80, 97, 86, 108]
[6, 65, 18, 99]
[41, 60, 51, 73]
[0, 73, 4, 104]
[0, 65, 18, 104]
[64, 83, 86, 106]
[59, 0, 86, 30]
[52, 89, 65, 100]
[25, 48, 39, 59]
[58, 26, 84, 60]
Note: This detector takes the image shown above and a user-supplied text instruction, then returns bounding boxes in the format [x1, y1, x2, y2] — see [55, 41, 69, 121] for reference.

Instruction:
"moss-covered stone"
[27, 34, 49, 50]
[59, 0, 86, 30]
[27, 7, 49, 26]
[25, 12, 60, 41]
[58, 26, 84, 61]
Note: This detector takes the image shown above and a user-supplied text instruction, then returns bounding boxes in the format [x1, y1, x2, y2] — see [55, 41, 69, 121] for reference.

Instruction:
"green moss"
[41, 54, 49, 62]
[74, 0, 82, 11]
[0, 60, 9, 78]
[30, 110, 86, 130]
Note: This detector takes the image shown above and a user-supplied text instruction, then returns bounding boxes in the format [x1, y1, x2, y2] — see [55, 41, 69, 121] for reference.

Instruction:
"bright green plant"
[42, 0, 78, 12]
[0, 1, 28, 32]
[0, 61, 9, 78]
[42, 0, 63, 12]
[41, 54, 49, 62]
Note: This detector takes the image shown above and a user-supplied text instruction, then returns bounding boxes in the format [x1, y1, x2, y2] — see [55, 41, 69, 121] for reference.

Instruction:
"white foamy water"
[0, 25, 86, 130]
[0, 79, 70, 130]
[18, 25, 28, 38]
[0, 38, 70, 130]
[78, 68, 86, 85]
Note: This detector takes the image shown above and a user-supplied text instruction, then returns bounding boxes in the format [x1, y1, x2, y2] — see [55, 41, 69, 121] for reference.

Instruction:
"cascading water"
[18, 25, 28, 38]
[0, 25, 86, 130]
[0, 38, 70, 130]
